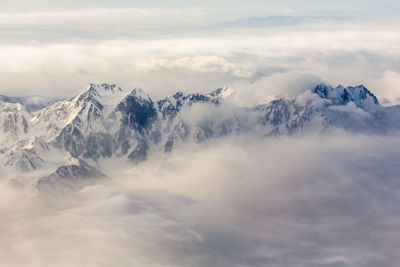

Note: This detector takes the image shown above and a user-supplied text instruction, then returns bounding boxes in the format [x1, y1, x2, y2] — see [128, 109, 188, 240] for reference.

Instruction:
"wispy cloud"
[0, 19, 399, 103]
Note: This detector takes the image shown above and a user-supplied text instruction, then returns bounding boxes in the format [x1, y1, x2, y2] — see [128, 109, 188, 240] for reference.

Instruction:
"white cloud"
[329, 102, 373, 119]
[1, 133, 400, 266]
[229, 72, 322, 106]
[370, 70, 400, 105]
[143, 56, 253, 78]
[0, 19, 399, 101]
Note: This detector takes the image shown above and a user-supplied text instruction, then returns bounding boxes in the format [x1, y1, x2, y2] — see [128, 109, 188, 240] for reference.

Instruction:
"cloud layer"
[0, 6, 399, 104]
[1, 133, 400, 266]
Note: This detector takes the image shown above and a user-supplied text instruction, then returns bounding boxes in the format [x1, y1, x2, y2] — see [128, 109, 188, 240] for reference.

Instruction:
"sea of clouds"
[1, 133, 400, 267]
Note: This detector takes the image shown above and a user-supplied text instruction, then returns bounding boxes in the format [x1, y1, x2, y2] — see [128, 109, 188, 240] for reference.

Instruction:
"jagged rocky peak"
[75, 83, 129, 107]
[314, 83, 379, 107]
[84, 83, 122, 94]
[33, 83, 130, 134]
[117, 88, 158, 131]
[158, 87, 231, 120]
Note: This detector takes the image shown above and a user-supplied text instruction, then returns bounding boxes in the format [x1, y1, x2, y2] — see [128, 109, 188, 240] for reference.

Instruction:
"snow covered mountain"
[256, 84, 391, 136]
[1, 83, 399, 190]
[0, 95, 61, 112]
[0, 100, 32, 148]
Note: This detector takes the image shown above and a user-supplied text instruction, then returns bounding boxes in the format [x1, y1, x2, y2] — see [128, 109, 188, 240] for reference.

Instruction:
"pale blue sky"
[1, 0, 399, 16]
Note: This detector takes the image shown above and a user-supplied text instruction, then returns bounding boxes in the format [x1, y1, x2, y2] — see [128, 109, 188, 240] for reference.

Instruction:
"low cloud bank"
[1, 133, 400, 266]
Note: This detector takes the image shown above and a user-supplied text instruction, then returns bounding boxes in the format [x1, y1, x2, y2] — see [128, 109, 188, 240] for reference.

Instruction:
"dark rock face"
[5, 150, 44, 172]
[53, 124, 85, 157]
[257, 99, 293, 126]
[118, 94, 158, 133]
[128, 142, 149, 163]
[313, 84, 379, 107]
[163, 120, 190, 152]
[158, 92, 218, 121]
[157, 92, 184, 120]
[314, 84, 330, 98]
[116, 91, 160, 160]
[37, 159, 107, 193]
[83, 133, 114, 159]
[53, 125, 115, 161]
[355, 85, 379, 104]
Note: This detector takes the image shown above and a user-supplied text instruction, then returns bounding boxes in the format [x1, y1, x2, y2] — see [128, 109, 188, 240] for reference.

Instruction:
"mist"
[1, 133, 400, 267]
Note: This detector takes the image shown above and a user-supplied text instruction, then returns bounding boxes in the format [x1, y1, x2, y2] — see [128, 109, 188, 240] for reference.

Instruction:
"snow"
[0, 101, 32, 148]
[0, 82, 399, 187]
[30, 83, 136, 140]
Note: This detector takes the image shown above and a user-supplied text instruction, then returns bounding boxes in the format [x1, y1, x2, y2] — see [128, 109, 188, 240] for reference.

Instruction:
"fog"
[1, 133, 400, 267]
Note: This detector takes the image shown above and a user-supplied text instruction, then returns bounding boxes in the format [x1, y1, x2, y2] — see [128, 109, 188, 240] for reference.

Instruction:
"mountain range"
[1, 83, 399, 191]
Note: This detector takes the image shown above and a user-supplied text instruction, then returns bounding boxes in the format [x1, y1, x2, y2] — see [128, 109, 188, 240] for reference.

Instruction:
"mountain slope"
[0, 100, 32, 148]
[1, 82, 399, 189]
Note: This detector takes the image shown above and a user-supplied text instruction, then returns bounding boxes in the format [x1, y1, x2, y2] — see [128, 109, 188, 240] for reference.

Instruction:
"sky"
[0, 0, 400, 104]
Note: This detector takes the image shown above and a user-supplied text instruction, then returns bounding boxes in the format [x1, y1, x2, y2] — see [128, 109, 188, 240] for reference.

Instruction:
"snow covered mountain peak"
[1, 82, 400, 188]
[76, 83, 129, 107]
[84, 83, 122, 94]
[313, 83, 379, 108]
